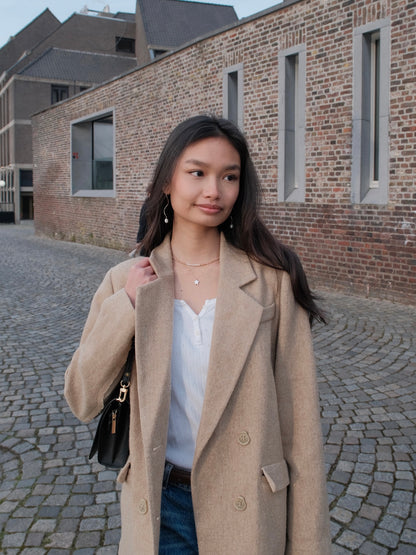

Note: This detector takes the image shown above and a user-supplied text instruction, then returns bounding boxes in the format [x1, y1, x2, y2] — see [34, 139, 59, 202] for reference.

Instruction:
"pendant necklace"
[173, 255, 219, 286]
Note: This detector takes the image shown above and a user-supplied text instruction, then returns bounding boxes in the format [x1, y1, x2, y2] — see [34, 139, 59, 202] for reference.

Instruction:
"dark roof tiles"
[18, 47, 137, 82]
[137, 0, 238, 48]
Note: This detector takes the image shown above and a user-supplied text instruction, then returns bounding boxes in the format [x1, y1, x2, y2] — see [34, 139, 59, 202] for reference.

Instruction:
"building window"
[149, 49, 169, 59]
[71, 110, 115, 197]
[223, 63, 244, 129]
[278, 45, 306, 202]
[20, 169, 33, 188]
[352, 19, 390, 204]
[51, 85, 69, 104]
[116, 37, 135, 53]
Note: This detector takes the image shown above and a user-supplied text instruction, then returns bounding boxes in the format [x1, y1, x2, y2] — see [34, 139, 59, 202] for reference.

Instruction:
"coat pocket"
[117, 458, 131, 484]
[261, 460, 290, 493]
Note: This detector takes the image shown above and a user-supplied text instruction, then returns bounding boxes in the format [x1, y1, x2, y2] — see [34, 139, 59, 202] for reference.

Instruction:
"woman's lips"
[196, 204, 222, 214]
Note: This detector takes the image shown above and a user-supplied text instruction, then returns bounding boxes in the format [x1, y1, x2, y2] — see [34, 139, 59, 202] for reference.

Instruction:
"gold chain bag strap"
[89, 340, 135, 469]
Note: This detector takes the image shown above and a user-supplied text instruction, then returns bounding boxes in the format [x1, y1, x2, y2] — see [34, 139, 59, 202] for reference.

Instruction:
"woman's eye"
[224, 174, 238, 182]
[190, 170, 204, 177]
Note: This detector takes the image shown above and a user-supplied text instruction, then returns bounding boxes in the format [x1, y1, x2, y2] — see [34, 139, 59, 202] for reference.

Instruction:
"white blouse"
[166, 298, 216, 470]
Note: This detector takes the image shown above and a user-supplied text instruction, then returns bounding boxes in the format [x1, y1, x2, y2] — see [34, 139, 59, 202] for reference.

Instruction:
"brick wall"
[33, 0, 416, 303]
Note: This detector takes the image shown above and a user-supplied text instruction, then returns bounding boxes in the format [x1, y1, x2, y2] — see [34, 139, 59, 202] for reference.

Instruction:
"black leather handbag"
[89, 343, 135, 469]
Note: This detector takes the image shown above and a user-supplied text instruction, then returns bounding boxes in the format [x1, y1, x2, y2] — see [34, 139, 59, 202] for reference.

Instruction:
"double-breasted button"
[233, 496, 247, 511]
[138, 498, 148, 515]
[238, 431, 250, 446]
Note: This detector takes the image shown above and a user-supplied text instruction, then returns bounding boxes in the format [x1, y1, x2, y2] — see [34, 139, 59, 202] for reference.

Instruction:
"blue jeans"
[159, 462, 198, 554]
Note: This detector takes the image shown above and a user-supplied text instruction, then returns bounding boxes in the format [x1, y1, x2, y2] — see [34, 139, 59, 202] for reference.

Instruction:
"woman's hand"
[125, 258, 157, 307]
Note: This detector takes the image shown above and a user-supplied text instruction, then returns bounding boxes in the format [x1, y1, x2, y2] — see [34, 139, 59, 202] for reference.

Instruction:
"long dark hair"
[140, 115, 325, 325]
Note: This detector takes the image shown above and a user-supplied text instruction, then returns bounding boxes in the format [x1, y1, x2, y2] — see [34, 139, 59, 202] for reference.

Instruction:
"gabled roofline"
[0, 8, 60, 48]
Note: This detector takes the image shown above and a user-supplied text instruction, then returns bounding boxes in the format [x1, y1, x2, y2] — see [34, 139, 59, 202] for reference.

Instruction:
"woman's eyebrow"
[184, 159, 240, 171]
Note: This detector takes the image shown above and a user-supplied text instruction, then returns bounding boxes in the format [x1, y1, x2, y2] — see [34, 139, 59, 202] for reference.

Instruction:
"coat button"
[233, 496, 247, 511]
[138, 498, 148, 515]
[238, 431, 250, 446]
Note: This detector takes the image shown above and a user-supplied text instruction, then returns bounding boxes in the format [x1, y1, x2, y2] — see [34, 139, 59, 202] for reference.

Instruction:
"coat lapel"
[194, 235, 264, 466]
[134, 236, 174, 477]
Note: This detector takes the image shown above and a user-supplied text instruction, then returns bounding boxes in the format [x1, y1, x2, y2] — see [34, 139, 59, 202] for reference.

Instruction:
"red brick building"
[33, 0, 416, 303]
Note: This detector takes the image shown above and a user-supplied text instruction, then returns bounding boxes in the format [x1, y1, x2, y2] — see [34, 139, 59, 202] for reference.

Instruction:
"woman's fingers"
[125, 258, 157, 306]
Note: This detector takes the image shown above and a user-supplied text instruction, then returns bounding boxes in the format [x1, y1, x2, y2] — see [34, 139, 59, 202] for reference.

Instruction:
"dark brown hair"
[140, 115, 325, 325]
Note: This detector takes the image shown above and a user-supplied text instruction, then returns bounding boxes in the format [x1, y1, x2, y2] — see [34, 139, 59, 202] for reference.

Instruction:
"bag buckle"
[116, 382, 130, 403]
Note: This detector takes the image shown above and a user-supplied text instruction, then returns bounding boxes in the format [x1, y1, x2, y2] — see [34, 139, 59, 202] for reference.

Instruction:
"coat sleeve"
[64, 265, 135, 423]
[275, 271, 331, 554]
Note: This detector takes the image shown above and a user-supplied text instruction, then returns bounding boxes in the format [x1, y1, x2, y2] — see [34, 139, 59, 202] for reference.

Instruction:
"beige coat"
[65, 234, 331, 554]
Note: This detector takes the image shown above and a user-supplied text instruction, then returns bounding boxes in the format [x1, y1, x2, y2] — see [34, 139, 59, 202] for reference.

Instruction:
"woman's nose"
[203, 177, 220, 198]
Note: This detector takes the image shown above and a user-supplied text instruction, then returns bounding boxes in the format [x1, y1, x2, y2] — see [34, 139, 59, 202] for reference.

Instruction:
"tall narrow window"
[278, 45, 306, 202]
[352, 20, 390, 204]
[92, 117, 113, 190]
[223, 63, 244, 129]
[71, 110, 115, 197]
[370, 32, 380, 186]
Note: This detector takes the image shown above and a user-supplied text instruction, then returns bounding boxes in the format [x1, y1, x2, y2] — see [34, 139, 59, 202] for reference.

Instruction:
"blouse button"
[238, 431, 250, 446]
[234, 496, 247, 511]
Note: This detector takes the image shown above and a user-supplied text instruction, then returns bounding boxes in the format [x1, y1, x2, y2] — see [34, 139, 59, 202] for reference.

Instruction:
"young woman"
[65, 115, 331, 554]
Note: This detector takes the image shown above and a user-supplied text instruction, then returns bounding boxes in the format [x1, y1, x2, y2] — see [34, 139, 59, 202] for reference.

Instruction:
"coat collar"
[135, 233, 265, 469]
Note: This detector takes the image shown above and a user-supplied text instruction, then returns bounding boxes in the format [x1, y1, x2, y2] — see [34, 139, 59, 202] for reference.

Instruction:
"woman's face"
[165, 136, 240, 231]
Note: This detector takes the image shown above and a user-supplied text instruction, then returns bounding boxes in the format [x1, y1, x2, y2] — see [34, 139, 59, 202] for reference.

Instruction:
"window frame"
[51, 85, 69, 104]
[70, 108, 116, 198]
[223, 63, 244, 130]
[115, 36, 135, 54]
[278, 44, 306, 203]
[352, 18, 390, 204]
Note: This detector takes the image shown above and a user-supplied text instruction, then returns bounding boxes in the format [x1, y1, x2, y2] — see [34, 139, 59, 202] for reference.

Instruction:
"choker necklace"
[173, 256, 219, 268]
[173, 255, 219, 286]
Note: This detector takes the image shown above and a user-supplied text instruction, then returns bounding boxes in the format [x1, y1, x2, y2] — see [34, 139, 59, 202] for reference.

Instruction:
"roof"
[17, 48, 137, 83]
[113, 12, 136, 22]
[0, 9, 61, 75]
[137, 0, 238, 49]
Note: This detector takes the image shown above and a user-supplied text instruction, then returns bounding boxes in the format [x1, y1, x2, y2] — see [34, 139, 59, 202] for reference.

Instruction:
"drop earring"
[229, 216, 234, 229]
[163, 196, 169, 224]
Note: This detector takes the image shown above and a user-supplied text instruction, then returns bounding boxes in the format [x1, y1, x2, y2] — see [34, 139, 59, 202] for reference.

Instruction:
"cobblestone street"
[1, 223, 415, 554]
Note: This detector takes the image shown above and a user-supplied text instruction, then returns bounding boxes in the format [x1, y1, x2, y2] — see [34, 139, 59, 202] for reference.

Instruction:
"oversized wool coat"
[65, 233, 331, 554]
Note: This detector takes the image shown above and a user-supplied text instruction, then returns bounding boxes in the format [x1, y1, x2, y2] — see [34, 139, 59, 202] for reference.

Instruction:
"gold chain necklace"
[173, 256, 219, 286]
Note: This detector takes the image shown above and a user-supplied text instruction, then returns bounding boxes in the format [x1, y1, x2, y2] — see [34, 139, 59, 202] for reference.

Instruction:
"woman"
[65, 115, 331, 554]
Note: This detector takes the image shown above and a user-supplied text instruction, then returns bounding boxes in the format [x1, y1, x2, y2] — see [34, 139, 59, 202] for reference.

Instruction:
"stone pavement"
[0, 222, 415, 554]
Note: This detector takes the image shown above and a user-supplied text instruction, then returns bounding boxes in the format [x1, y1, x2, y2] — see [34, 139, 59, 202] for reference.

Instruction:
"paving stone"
[79, 518, 106, 531]
[349, 516, 375, 536]
[75, 531, 102, 548]
[359, 503, 382, 521]
[359, 540, 389, 555]
[336, 529, 366, 550]
[394, 543, 416, 554]
[373, 528, 400, 549]
[2, 533, 26, 548]
[401, 529, 416, 544]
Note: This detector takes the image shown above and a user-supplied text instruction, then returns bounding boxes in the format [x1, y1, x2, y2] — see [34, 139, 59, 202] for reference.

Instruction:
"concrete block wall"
[33, 0, 416, 303]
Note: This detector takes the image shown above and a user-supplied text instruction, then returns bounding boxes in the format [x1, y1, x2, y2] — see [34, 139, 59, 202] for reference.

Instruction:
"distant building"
[0, 1, 237, 222]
